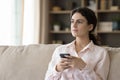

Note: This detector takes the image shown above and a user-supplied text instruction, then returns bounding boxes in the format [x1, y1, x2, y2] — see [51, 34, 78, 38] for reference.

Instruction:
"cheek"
[77, 25, 85, 31]
[70, 24, 74, 30]
[78, 26, 89, 34]
[70, 23, 74, 27]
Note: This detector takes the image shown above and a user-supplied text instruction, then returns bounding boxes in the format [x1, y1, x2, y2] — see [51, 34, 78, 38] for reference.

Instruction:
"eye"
[76, 20, 82, 24]
[70, 20, 74, 23]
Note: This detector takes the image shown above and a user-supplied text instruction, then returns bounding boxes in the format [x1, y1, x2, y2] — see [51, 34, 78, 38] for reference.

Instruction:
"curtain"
[23, 0, 49, 44]
[22, 0, 40, 45]
[0, 0, 23, 45]
[0, 0, 48, 45]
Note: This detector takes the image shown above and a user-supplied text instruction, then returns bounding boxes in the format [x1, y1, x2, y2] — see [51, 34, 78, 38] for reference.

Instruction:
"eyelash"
[71, 20, 82, 24]
[71, 20, 74, 23]
[77, 21, 82, 23]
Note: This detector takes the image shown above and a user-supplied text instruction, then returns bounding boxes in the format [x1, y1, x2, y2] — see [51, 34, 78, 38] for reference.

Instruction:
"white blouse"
[45, 41, 110, 80]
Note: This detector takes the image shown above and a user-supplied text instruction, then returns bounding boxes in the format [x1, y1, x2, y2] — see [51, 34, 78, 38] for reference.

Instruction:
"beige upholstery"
[0, 44, 119, 80]
[0, 44, 60, 80]
[105, 47, 120, 80]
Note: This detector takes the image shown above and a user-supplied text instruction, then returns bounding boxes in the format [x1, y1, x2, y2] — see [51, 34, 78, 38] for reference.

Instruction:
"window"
[0, 0, 22, 45]
[0, 0, 39, 45]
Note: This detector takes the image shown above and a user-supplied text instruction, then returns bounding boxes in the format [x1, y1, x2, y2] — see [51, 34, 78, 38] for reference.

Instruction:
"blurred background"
[0, 0, 120, 47]
[0, 0, 41, 45]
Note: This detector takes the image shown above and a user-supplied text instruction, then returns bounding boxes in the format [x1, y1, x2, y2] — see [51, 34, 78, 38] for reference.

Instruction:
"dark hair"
[70, 7, 101, 45]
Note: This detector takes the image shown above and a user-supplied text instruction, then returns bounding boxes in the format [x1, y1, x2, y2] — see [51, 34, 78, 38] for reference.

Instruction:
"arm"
[45, 47, 62, 80]
[94, 50, 110, 80]
[78, 49, 110, 80]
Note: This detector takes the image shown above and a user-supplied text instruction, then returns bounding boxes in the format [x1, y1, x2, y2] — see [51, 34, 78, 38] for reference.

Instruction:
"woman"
[45, 7, 110, 80]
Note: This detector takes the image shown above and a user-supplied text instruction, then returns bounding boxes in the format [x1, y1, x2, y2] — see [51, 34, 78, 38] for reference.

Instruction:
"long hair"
[70, 7, 101, 45]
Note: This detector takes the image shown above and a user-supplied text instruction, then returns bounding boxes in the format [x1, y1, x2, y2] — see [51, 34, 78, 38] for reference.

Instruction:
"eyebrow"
[71, 19, 85, 22]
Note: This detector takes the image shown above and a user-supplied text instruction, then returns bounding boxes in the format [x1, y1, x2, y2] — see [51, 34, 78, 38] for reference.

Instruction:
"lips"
[72, 29, 78, 32]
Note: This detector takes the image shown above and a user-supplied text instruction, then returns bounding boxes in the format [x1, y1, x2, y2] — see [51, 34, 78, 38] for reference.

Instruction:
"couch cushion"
[105, 47, 120, 80]
[0, 44, 61, 80]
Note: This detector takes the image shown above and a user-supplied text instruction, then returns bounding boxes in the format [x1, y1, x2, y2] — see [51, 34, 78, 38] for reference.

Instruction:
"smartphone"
[60, 53, 70, 58]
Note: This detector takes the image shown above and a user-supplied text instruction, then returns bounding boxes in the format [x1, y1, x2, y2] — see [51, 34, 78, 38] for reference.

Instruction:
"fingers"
[65, 55, 76, 59]
[57, 56, 85, 71]
[60, 58, 69, 62]
[60, 58, 71, 66]
[59, 56, 86, 70]
[57, 58, 72, 70]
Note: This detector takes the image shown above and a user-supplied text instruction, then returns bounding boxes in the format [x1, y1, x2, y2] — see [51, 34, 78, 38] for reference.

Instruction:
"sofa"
[0, 44, 119, 80]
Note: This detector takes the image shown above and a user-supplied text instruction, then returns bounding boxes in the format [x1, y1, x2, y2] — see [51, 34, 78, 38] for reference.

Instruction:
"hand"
[56, 58, 71, 72]
[67, 56, 86, 70]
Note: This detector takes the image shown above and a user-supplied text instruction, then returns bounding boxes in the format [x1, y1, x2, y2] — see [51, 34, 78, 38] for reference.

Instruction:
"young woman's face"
[71, 12, 93, 38]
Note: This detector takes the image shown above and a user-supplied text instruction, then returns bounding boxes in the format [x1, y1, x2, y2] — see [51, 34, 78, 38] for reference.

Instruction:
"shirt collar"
[66, 40, 95, 52]
[82, 41, 94, 51]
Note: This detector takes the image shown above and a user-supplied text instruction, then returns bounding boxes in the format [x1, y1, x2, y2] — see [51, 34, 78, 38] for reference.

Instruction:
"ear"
[88, 24, 93, 31]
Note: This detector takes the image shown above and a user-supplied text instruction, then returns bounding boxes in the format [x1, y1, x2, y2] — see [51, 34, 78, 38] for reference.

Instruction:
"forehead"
[71, 12, 86, 20]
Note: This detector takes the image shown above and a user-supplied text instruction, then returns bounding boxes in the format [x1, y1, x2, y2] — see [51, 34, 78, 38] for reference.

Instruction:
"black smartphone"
[60, 53, 70, 58]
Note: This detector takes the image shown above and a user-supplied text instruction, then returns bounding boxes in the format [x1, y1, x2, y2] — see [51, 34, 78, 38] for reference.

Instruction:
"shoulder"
[94, 45, 107, 52]
[52, 43, 71, 58]
[91, 45, 110, 63]
[93, 45, 108, 56]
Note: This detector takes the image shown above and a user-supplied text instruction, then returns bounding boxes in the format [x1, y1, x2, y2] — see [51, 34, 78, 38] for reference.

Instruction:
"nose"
[71, 22, 77, 28]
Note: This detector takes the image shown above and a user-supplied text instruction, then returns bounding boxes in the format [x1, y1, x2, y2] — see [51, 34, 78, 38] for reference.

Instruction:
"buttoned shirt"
[45, 41, 110, 80]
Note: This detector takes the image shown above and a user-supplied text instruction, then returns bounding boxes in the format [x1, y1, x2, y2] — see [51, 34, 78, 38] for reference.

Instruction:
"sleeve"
[94, 49, 110, 80]
[44, 47, 62, 80]
[75, 49, 110, 80]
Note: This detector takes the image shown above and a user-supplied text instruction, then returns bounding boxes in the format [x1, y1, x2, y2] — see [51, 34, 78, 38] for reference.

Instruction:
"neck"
[75, 37, 90, 47]
[75, 37, 90, 53]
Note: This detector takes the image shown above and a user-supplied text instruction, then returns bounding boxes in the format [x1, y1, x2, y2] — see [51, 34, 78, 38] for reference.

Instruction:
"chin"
[72, 34, 78, 37]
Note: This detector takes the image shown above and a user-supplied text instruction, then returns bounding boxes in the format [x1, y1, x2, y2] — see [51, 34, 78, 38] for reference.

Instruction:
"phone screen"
[60, 53, 70, 58]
